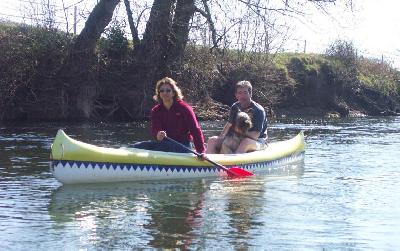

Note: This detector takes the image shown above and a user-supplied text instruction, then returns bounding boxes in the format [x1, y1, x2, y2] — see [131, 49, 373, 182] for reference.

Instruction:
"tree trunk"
[57, 0, 120, 120]
[69, 0, 120, 68]
[166, 0, 195, 72]
[132, 0, 197, 114]
[133, 0, 174, 116]
[138, 0, 174, 72]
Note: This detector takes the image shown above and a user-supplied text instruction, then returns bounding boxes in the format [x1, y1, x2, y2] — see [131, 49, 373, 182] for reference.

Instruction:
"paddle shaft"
[165, 137, 237, 176]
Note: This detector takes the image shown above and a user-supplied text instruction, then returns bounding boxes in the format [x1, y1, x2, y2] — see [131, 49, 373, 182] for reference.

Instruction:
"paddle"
[165, 137, 254, 177]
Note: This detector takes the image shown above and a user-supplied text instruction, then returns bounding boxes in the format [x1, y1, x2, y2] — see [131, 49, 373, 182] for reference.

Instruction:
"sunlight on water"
[0, 117, 399, 249]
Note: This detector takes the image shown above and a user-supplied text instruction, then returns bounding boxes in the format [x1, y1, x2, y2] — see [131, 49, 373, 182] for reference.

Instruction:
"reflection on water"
[48, 180, 209, 249]
[1, 117, 400, 249]
[224, 179, 266, 250]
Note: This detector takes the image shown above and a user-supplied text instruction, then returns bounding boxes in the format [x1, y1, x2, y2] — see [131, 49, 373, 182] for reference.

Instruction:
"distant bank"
[1, 22, 399, 122]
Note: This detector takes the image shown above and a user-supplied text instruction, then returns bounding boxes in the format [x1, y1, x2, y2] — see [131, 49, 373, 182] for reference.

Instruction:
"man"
[206, 80, 267, 154]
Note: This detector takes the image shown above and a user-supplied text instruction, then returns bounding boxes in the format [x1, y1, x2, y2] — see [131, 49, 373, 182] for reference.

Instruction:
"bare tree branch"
[60, 0, 69, 32]
[237, 0, 304, 16]
[136, 6, 148, 31]
[123, 0, 140, 44]
[195, 0, 219, 51]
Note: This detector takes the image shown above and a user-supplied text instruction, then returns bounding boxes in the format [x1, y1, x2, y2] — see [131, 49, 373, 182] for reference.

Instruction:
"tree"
[55, 0, 120, 119]
[55, 0, 353, 120]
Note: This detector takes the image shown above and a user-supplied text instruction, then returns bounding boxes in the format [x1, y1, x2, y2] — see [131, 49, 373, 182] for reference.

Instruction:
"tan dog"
[220, 112, 252, 154]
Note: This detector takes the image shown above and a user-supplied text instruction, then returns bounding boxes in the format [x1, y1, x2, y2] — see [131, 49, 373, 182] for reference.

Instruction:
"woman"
[132, 77, 205, 155]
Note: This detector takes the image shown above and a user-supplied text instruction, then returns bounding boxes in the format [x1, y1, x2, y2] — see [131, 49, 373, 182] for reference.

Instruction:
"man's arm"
[245, 131, 260, 140]
[222, 104, 238, 137]
[245, 105, 265, 140]
[220, 122, 232, 137]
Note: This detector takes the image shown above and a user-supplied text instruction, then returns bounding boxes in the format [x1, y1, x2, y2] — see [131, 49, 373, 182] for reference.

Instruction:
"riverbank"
[1, 22, 399, 122]
[187, 47, 400, 120]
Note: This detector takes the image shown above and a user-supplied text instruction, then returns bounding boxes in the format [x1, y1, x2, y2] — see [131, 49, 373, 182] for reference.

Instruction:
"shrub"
[0, 22, 70, 119]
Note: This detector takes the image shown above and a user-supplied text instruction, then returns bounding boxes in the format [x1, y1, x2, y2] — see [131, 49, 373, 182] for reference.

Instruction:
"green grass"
[357, 58, 399, 96]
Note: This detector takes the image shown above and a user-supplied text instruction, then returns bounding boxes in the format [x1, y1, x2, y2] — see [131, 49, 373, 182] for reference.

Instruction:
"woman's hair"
[153, 77, 184, 103]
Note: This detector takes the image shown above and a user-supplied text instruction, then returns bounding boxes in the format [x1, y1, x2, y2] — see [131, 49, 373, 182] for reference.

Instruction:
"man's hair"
[235, 80, 252, 94]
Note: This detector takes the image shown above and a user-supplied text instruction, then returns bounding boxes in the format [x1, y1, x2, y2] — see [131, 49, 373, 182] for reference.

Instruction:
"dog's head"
[235, 112, 252, 134]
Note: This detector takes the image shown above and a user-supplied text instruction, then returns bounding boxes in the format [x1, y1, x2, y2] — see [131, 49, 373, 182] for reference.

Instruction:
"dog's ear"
[245, 116, 252, 129]
[246, 120, 252, 129]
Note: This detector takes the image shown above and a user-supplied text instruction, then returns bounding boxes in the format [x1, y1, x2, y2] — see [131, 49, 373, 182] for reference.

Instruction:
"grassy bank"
[0, 22, 399, 121]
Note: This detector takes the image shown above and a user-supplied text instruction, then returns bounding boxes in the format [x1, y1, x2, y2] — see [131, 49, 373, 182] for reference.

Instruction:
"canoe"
[50, 129, 305, 184]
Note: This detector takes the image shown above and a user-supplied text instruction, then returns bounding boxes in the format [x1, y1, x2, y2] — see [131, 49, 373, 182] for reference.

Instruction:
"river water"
[0, 117, 399, 250]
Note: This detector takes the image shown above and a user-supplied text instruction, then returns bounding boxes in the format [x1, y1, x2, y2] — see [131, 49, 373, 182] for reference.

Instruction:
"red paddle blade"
[227, 166, 254, 177]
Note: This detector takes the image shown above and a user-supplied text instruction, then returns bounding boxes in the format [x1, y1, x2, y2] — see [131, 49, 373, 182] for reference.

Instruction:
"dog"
[220, 112, 252, 154]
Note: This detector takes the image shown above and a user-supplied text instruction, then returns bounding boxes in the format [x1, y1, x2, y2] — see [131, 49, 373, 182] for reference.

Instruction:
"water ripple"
[1, 118, 400, 249]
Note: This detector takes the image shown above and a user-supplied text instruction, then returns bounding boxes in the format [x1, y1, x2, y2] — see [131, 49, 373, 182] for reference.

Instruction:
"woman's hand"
[197, 152, 206, 160]
[156, 131, 167, 141]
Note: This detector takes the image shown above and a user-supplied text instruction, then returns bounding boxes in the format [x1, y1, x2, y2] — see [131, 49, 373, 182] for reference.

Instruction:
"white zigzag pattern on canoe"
[52, 152, 304, 173]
